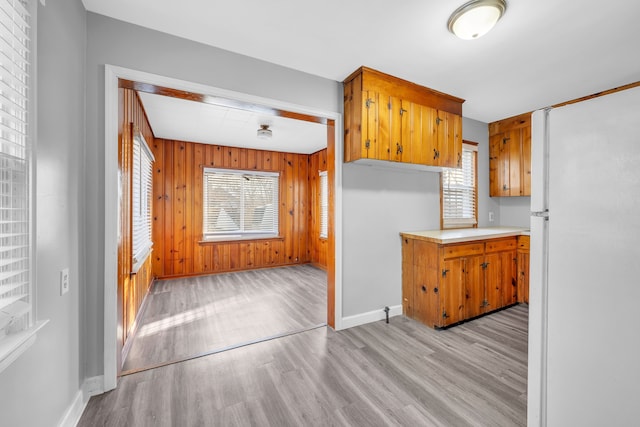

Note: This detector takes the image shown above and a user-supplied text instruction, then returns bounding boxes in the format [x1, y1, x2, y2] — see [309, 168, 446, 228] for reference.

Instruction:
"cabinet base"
[432, 302, 521, 330]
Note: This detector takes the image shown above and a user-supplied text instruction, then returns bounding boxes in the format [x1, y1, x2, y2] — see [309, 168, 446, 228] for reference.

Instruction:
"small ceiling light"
[447, 0, 507, 40]
[257, 124, 272, 139]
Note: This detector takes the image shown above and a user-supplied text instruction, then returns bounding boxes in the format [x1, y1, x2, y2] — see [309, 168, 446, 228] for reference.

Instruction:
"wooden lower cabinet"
[517, 235, 530, 303]
[402, 235, 519, 328]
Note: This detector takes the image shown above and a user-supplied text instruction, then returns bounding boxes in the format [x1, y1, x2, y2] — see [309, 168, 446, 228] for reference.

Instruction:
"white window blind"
[319, 170, 328, 239]
[132, 131, 154, 270]
[203, 168, 279, 239]
[0, 0, 32, 339]
[442, 143, 477, 229]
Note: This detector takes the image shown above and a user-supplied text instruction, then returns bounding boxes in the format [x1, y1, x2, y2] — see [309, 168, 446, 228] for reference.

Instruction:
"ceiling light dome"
[448, 0, 507, 40]
[257, 124, 272, 139]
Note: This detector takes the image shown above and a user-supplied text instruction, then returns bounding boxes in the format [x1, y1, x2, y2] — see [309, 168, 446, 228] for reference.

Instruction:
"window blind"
[203, 168, 279, 238]
[0, 0, 32, 338]
[442, 144, 477, 228]
[132, 131, 154, 269]
[319, 170, 328, 238]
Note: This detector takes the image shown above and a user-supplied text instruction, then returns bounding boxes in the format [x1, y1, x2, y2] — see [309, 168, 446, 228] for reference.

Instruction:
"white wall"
[341, 117, 495, 317]
[0, 0, 86, 426]
[498, 197, 531, 227]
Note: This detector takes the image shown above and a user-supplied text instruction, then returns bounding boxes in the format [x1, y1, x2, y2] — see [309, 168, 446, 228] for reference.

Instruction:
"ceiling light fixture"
[257, 124, 272, 139]
[447, 0, 507, 40]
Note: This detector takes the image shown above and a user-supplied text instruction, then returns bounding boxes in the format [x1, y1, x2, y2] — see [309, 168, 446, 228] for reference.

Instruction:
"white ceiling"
[84, 0, 640, 150]
[138, 92, 328, 154]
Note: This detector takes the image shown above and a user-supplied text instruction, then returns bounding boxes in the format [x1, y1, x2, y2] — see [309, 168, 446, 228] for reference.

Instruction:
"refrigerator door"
[544, 87, 640, 425]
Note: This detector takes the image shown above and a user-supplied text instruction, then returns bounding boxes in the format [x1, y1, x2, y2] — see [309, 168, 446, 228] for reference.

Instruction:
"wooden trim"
[551, 81, 640, 109]
[326, 120, 336, 329]
[120, 78, 328, 125]
[198, 236, 285, 245]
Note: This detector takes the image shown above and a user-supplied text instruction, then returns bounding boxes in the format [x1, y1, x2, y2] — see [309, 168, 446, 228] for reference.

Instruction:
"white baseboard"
[56, 389, 84, 427]
[339, 304, 402, 330]
[57, 375, 104, 427]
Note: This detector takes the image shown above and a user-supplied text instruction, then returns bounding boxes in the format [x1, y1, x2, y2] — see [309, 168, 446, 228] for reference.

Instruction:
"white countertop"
[400, 226, 530, 244]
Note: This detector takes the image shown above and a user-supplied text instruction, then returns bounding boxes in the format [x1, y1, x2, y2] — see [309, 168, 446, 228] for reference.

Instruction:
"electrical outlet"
[60, 268, 69, 295]
[489, 211, 495, 222]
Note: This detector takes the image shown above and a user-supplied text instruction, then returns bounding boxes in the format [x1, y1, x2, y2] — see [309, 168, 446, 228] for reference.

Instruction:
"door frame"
[103, 64, 343, 391]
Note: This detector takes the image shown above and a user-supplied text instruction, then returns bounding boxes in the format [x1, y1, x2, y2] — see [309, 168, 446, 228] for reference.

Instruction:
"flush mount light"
[447, 0, 507, 40]
[257, 124, 272, 139]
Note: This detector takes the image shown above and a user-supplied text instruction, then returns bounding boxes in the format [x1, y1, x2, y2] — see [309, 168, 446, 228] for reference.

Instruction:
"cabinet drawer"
[517, 235, 530, 249]
[442, 242, 484, 259]
[485, 237, 517, 253]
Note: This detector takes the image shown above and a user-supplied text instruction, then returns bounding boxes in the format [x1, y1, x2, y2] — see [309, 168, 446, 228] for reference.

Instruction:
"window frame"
[202, 167, 280, 242]
[441, 141, 478, 229]
[131, 130, 154, 272]
[0, 0, 47, 374]
[319, 170, 328, 239]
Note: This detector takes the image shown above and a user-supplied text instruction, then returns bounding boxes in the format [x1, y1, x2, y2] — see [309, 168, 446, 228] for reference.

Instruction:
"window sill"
[0, 320, 48, 374]
[199, 235, 284, 245]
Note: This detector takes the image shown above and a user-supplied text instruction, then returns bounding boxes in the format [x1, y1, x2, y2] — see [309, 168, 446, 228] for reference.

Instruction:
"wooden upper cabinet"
[489, 112, 532, 196]
[343, 67, 464, 167]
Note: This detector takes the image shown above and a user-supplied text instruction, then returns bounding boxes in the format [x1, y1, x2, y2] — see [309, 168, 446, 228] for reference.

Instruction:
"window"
[0, 0, 43, 369]
[319, 170, 328, 239]
[442, 142, 478, 229]
[132, 131, 154, 271]
[203, 168, 279, 239]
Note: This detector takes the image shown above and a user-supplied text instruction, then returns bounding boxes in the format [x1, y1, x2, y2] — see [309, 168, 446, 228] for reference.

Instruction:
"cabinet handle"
[396, 143, 403, 154]
[436, 117, 442, 125]
[433, 148, 440, 160]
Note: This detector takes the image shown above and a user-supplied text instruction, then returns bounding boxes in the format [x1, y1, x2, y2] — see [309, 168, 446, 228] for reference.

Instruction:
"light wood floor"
[123, 264, 327, 373]
[81, 304, 528, 426]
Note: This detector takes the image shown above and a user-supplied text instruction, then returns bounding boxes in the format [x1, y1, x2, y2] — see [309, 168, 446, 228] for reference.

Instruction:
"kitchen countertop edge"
[400, 227, 530, 244]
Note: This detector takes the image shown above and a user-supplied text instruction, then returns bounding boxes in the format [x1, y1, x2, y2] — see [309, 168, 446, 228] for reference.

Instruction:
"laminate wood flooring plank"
[123, 264, 327, 372]
[80, 304, 528, 427]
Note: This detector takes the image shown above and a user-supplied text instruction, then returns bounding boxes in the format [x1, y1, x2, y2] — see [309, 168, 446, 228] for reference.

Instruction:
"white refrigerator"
[528, 86, 640, 426]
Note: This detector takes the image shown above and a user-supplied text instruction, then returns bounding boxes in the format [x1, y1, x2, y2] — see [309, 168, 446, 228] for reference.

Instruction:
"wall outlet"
[60, 268, 70, 295]
[489, 211, 495, 222]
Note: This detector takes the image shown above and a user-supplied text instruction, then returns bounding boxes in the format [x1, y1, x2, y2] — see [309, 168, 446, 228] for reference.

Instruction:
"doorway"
[104, 65, 343, 390]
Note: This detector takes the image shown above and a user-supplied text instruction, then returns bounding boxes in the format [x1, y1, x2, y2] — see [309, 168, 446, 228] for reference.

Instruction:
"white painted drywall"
[498, 197, 531, 227]
[341, 117, 495, 317]
[0, 0, 86, 426]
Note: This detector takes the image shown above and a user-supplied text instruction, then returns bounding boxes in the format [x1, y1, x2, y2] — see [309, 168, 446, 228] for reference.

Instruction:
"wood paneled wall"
[151, 138, 312, 278]
[118, 86, 155, 367]
[309, 149, 328, 268]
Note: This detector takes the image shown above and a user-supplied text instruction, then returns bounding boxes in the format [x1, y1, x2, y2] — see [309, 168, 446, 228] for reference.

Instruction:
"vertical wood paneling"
[117, 86, 156, 368]
[152, 138, 313, 279]
[309, 149, 328, 268]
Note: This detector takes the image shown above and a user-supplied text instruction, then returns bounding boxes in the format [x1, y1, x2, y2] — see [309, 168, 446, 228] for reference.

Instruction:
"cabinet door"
[521, 125, 532, 196]
[500, 249, 518, 307]
[377, 94, 392, 161]
[412, 241, 441, 327]
[489, 132, 510, 196]
[517, 249, 530, 303]
[413, 104, 439, 166]
[484, 252, 502, 312]
[390, 98, 411, 162]
[402, 238, 414, 317]
[437, 111, 462, 168]
[507, 129, 522, 196]
[463, 254, 484, 319]
[362, 90, 380, 160]
[441, 258, 465, 326]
